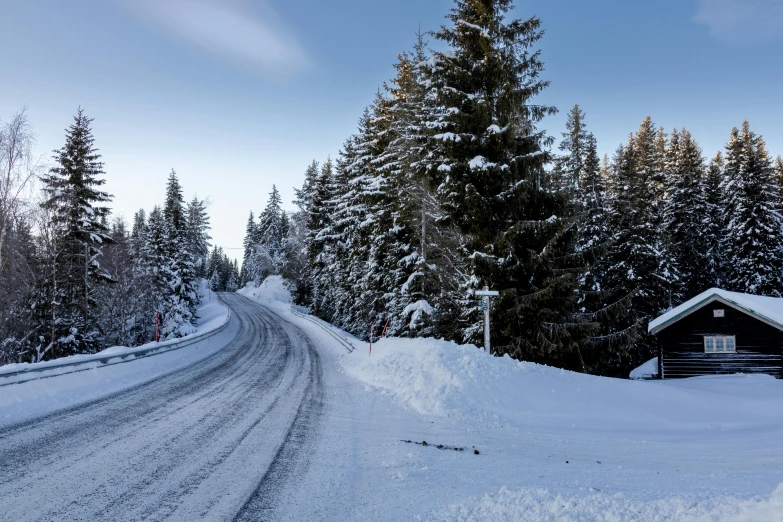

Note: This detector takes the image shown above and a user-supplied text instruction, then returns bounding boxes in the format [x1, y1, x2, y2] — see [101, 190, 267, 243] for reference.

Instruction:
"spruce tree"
[703, 153, 724, 287]
[720, 122, 783, 296]
[306, 158, 336, 313]
[164, 169, 185, 232]
[663, 129, 709, 298]
[774, 155, 783, 208]
[426, 0, 594, 365]
[385, 39, 465, 338]
[605, 118, 677, 327]
[557, 107, 637, 373]
[241, 211, 256, 284]
[186, 197, 211, 278]
[37, 109, 113, 359]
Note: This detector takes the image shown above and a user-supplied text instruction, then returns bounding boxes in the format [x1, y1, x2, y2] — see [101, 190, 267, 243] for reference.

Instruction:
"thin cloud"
[124, 0, 309, 77]
[694, 0, 783, 44]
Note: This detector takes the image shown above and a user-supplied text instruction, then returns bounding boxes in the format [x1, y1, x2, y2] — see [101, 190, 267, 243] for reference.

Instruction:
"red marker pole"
[369, 324, 375, 355]
[382, 320, 390, 338]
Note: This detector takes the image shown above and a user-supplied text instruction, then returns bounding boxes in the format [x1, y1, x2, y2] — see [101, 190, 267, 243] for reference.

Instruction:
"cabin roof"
[648, 288, 783, 335]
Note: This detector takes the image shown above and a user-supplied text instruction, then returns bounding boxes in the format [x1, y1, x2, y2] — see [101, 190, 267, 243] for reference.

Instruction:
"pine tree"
[426, 0, 594, 365]
[293, 161, 320, 215]
[384, 33, 465, 338]
[774, 156, 783, 208]
[703, 153, 724, 287]
[306, 158, 337, 314]
[164, 169, 185, 233]
[557, 107, 637, 373]
[663, 128, 709, 298]
[254, 185, 285, 279]
[605, 118, 677, 329]
[720, 122, 783, 295]
[241, 211, 256, 285]
[186, 197, 211, 278]
[161, 218, 197, 339]
[36, 109, 113, 359]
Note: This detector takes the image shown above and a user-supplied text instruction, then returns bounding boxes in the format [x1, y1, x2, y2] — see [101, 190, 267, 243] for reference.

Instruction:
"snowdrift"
[237, 275, 293, 309]
[423, 484, 783, 522]
[341, 336, 783, 436]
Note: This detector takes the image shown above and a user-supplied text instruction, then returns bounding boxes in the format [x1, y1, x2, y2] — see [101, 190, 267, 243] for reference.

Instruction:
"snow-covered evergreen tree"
[556, 107, 637, 373]
[254, 185, 285, 277]
[164, 169, 185, 232]
[663, 128, 709, 299]
[702, 152, 724, 287]
[425, 0, 593, 365]
[720, 122, 783, 296]
[241, 211, 256, 285]
[605, 118, 677, 330]
[36, 109, 113, 359]
[185, 197, 211, 278]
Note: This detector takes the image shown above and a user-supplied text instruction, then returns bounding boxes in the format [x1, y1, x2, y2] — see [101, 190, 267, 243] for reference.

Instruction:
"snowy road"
[0, 294, 324, 521]
[3, 289, 783, 521]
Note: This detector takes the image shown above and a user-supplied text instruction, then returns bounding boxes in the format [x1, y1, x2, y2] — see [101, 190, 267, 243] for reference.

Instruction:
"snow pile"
[237, 276, 292, 310]
[340, 336, 783, 435]
[630, 357, 658, 380]
[422, 484, 783, 522]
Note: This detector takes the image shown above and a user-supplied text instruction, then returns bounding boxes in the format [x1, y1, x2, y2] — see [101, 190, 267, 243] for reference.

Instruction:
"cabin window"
[713, 309, 725, 318]
[704, 335, 736, 353]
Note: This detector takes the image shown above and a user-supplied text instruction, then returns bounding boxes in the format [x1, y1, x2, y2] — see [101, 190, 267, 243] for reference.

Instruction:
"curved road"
[0, 294, 324, 521]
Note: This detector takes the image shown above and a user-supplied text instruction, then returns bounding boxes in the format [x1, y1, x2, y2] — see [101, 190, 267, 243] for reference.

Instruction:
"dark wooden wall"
[656, 303, 783, 379]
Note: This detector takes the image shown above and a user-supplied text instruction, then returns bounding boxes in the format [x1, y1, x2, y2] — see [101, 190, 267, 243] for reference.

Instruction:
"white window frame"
[704, 335, 736, 353]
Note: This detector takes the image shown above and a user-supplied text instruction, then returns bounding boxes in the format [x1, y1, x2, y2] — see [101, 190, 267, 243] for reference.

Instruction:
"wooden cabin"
[648, 289, 783, 379]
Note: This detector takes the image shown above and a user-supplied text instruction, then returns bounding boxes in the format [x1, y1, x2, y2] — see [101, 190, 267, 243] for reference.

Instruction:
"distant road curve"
[0, 293, 323, 522]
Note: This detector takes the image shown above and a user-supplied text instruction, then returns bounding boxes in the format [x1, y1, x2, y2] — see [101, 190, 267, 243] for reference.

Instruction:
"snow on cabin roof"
[648, 288, 783, 334]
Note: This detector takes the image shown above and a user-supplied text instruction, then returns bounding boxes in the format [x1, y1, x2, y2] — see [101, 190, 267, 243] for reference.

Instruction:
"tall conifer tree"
[36, 109, 113, 358]
[720, 122, 783, 295]
[426, 0, 594, 365]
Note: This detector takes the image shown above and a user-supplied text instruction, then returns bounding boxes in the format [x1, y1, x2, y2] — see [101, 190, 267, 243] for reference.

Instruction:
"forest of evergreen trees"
[0, 108, 213, 365]
[240, 0, 783, 376]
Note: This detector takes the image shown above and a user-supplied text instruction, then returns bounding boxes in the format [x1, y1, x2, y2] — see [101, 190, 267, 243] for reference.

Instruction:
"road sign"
[475, 286, 498, 354]
[475, 290, 499, 297]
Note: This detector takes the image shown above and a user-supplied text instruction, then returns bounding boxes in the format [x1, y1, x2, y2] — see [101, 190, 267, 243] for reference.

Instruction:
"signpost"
[474, 286, 499, 354]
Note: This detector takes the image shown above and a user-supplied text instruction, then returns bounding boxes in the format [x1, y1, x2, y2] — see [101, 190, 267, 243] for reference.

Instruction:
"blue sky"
[1, 0, 781, 255]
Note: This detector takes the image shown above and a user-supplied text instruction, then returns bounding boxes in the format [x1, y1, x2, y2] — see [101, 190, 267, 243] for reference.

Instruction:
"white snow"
[241, 282, 783, 521]
[237, 275, 292, 307]
[422, 484, 783, 522]
[630, 357, 658, 380]
[402, 300, 433, 329]
[649, 287, 783, 333]
[338, 336, 783, 435]
[12, 276, 783, 521]
[468, 155, 497, 171]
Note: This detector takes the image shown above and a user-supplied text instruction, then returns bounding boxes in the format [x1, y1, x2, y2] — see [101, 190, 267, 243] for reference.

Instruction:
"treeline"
[0, 108, 212, 364]
[240, 0, 783, 376]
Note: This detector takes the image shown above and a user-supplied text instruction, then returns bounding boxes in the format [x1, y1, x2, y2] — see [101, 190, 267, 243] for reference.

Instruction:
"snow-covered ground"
[0, 286, 233, 429]
[241, 277, 783, 521]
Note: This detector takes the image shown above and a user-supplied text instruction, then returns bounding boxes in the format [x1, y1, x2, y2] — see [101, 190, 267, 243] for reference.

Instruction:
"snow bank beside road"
[423, 484, 783, 522]
[238, 277, 783, 437]
[0, 286, 228, 378]
[0, 288, 232, 428]
[341, 336, 783, 436]
[238, 275, 293, 310]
